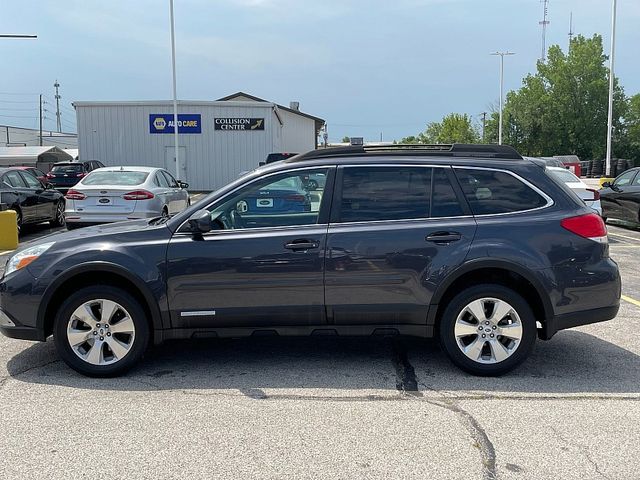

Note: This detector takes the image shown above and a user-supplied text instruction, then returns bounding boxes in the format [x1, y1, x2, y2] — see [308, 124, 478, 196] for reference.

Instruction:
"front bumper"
[0, 268, 46, 342]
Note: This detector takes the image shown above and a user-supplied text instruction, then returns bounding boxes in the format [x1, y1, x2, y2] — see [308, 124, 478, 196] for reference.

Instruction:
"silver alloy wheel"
[56, 202, 65, 225]
[454, 297, 523, 364]
[66, 299, 136, 366]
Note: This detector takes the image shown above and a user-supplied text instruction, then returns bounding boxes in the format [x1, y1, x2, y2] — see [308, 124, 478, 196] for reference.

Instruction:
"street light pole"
[605, 0, 617, 178]
[169, 0, 180, 180]
[491, 51, 515, 145]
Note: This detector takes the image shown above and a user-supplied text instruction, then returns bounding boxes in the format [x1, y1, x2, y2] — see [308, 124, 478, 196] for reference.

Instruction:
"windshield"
[82, 171, 149, 185]
[51, 164, 83, 173]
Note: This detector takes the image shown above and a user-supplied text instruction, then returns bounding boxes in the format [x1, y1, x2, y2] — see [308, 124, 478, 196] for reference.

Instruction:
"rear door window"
[454, 168, 548, 215]
[5, 170, 27, 188]
[339, 167, 431, 222]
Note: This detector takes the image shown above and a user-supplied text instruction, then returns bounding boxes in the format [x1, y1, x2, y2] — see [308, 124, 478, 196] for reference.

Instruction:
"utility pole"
[605, 0, 617, 178]
[491, 51, 515, 145]
[169, 0, 180, 180]
[481, 112, 487, 143]
[539, 0, 550, 62]
[39, 94, 43, 146]
[54, 80, 62, 133]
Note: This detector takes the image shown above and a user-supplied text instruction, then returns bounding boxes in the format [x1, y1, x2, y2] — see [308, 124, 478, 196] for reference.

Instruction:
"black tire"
[53, 286, 150, 377]
[50, 200, 66, 227]
[439, 284, 537, 376]
[307, 180, 319, 191]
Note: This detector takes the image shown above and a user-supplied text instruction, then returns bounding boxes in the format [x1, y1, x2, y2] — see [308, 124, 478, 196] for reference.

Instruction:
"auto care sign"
[149, 114, 202, 134]
[214, 118, 265, 131]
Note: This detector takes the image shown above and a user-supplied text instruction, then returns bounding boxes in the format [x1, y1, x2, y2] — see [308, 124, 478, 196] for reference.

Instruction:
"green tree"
[485, 35, 626, 159]
[400, 113, 479, 144]
[341, 136, 351, 143]
[618, 93, 640, 161]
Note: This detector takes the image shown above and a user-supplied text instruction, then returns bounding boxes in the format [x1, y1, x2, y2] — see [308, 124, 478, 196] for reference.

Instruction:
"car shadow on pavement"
[6, 330, 640, 396]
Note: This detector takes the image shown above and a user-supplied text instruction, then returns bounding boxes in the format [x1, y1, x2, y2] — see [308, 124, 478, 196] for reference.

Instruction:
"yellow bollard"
[0, 209, 19, 250]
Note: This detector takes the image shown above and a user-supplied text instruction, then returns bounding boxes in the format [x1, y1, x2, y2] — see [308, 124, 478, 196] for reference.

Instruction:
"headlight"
[5, 242, 55, 276]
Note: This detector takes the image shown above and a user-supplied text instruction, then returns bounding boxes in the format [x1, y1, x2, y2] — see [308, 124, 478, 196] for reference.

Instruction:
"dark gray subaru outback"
[0, 145, 620, 377]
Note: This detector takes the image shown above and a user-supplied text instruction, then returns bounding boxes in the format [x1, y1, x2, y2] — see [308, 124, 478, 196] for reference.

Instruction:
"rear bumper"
[540, 303, 620, 340]
[66, 211, 159, 224]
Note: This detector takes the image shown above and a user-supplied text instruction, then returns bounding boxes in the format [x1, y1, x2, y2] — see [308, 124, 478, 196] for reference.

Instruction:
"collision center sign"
[149, 114, 201, 134]
[214, 118, 265, 131]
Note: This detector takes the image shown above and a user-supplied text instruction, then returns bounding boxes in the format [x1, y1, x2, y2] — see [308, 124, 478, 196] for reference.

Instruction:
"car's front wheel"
[439, 284, 536, 376]
[53, 286, 149, 377]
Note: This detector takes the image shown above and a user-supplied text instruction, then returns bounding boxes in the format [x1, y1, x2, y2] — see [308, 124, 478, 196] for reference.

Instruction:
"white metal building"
[74, 92, 325, 190]
[1, 124, 78, 149]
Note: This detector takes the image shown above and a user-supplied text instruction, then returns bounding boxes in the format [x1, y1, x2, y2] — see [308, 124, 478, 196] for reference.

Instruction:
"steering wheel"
[230, 209, 246, 229]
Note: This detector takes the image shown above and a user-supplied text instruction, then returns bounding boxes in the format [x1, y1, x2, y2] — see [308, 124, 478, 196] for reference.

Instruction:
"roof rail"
[288, 144, 523, 162]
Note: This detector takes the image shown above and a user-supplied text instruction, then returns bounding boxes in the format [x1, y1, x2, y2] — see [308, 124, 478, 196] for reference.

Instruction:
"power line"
[0, 107, 39, 111]
[0, 91, 41, 96]
[0, 114, 39, 118]
[0, 99, 38, 104]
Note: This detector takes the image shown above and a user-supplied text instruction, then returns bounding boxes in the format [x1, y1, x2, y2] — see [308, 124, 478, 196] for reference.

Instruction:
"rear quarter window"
[454, 168, 548, 215]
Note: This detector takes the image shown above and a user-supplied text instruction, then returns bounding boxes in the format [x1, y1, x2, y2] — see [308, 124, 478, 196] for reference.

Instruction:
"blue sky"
[1, 0, 639, 141]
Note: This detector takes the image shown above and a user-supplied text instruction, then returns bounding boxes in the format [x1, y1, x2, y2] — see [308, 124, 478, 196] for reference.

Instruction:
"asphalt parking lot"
[1, 216, 640, 479]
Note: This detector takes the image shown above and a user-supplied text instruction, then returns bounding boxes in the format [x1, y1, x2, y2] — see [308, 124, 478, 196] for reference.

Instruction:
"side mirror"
[602, 182, 611, 188]
[177, 180, 189, 189]
[45, 183, 54, 190]
[187, 209, 211, 233]
[258, 162, 266, 166]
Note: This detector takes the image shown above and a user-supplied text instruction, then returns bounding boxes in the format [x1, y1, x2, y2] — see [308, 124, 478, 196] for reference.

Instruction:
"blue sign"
[149, 114, 201, 134]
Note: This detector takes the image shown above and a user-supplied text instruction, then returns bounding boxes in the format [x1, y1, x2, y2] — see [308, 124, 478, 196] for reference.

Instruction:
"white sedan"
[65, 166, 190, 229]
[547, 166, 602, 215]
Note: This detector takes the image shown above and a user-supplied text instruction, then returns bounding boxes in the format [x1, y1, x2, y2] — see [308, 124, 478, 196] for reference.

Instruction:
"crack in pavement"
[550, 426, 610, 479]
[391, 340, 498, 480]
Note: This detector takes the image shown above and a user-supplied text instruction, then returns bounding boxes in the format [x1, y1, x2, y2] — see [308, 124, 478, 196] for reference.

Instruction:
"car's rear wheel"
[50, 201, 66, 227]
[439, 284, 536, 376]
[53, 286, 149, 377]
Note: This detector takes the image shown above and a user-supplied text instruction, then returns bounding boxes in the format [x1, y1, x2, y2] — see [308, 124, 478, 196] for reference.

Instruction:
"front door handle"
[426, 231, 462, 243]
[284, 239, 319, 251]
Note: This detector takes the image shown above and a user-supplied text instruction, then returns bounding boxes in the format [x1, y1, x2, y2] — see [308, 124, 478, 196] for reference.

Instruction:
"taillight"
[561, 213, 607, 243]
[46, 172, 54, 178]
[65, 189, 86, 200]
[284, 194, 306, 202]
[587, 188, 600, 201]
[76, 173, 86, 178]
[122, 190, 155, 200]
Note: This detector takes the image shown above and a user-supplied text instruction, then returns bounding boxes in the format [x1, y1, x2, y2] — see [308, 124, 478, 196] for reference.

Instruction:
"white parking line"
[0, 250, 14, 256]
[608, 231, 640, 242]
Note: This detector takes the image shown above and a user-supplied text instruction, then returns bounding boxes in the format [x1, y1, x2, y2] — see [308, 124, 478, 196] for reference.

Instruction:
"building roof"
[0, 146, 73, 166]
[216, 92, 325, 131]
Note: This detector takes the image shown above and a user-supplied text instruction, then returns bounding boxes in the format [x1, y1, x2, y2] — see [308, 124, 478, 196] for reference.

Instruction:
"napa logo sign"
[149, 114, 201, 134]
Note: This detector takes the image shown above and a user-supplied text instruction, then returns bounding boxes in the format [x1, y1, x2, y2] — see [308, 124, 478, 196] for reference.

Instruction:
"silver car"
[65, 166, 190, 229]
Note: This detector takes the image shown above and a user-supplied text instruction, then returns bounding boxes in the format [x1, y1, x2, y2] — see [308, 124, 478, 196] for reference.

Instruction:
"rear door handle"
[284, 239, 319, 251]
[426, 231, 462, 243]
